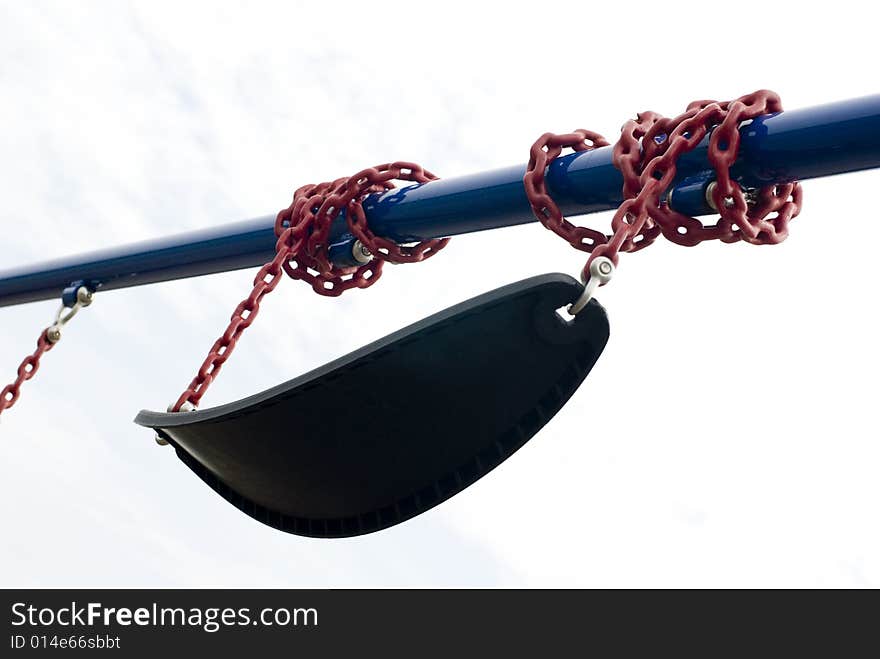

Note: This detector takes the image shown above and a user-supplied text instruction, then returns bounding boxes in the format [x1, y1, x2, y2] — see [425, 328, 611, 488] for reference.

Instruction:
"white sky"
[0, 0, 877, 587]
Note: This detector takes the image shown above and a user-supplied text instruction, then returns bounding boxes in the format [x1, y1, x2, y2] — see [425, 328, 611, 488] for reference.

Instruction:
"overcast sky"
[1, 1, 877, 587]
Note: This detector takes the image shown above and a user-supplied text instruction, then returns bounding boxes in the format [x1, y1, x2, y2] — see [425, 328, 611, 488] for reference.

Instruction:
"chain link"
[0, 286, 93, 418]
[0, 331, 56, 416]
[524, 89, 803, 285]
[172, 161, 448, 411]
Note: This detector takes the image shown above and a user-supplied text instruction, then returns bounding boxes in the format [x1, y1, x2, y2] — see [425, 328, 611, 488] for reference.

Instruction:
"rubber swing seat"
[134, 273, 609, 537]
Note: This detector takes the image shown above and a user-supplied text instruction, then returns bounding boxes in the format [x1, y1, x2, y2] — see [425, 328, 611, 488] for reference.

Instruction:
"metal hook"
[46, 286, 94, 344]
[155, 400, 197, 445]
[569, 257, 614, 315]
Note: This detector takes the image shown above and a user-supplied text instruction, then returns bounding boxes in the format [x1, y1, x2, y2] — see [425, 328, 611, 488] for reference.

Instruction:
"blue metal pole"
[0, 218, 279, 307]
[1, 95, 879, 307]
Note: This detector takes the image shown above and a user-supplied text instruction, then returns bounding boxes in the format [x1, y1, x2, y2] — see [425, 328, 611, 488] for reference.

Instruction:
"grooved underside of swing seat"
[134, 273, 610, 538]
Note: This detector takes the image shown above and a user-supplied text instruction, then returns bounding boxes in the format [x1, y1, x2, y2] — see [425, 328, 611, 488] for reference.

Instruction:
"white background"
[1, 1, 877, 587]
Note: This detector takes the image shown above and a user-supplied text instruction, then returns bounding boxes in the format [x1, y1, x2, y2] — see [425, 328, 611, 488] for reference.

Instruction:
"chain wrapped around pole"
[523, 89, 803, 300]
[172, 162, 449, 412]
[178, 92, 805, 411]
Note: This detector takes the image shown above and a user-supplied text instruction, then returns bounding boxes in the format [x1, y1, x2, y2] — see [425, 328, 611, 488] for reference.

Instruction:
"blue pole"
[1, 95, 879, 307]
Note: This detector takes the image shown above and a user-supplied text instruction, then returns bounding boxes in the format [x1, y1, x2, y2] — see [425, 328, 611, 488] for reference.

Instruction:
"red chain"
[0, 330, 55, 416]
[3, 94, 804, 418]
[524, 90, 803, 283]
[173, 161, 448, 411]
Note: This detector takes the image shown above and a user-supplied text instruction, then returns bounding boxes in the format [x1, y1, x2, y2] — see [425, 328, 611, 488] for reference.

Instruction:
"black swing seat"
[135, 273, 610, 538]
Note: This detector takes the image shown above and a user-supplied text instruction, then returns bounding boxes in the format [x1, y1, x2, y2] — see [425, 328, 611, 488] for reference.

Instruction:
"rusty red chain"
[0, 330, 56, 417]
[524, 89, 803, 285]
[173, 161, 448, 411]
[2, 92, 805, 417]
